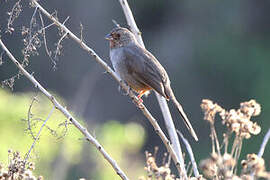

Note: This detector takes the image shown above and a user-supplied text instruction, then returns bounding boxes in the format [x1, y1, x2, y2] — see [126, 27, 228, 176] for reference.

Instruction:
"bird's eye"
[113, 33, 120, 39]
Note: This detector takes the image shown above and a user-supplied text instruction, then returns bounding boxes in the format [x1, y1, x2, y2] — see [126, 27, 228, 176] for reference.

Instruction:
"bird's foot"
[133, 97, 144, 109]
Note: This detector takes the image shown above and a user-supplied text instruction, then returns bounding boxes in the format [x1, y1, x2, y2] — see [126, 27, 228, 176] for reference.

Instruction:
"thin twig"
[29, 6, 38, 43]
[6, 0, 22, 33]
[62, 16, 70, 25]
[38, 10, 52, 57]
[54, 31, 68, 60]
[26, 92, 39, 139]
[38, 10, 55, 66]
[211, 124, 221, 156]
[258, 128, 270, 157]
[177, 130, 200, 177]
[25, 106, 55, 161]
[79, 22, 83, 42]
[251, 128, 270, 179]
[0, 39, 129, 180]
[119, 0, 188, 178]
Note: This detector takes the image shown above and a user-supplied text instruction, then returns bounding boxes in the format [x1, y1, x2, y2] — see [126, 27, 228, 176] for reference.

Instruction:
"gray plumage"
[106, 27, 198, 141]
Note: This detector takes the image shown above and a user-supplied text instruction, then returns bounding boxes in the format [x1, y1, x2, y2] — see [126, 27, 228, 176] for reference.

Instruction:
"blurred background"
[0, 0, 269, 179]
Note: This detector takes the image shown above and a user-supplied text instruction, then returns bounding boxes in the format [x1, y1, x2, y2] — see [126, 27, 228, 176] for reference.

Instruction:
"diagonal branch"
[29, 0, 185, 177]
[0, 39, 129, 180]
[177, 130, 199, 177]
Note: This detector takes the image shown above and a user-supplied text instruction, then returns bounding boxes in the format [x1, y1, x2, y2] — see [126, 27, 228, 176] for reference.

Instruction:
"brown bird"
[105, 27, 198, 141]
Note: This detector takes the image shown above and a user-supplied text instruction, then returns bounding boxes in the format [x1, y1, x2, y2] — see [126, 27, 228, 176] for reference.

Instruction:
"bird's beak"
[105, 33, 113, 41]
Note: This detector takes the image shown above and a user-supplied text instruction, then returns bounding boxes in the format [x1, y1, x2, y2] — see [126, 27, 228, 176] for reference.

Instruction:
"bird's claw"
[133, 97, 144, 109]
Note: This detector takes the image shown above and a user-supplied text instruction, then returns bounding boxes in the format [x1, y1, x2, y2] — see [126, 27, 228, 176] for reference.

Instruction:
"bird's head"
[105, 27, 137, 49]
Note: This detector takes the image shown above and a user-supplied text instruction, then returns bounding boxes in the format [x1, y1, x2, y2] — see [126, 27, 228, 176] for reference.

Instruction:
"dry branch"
[258, 128, 270, 157]
[177, 131, 199, 177]
[25, 106, 55, 162]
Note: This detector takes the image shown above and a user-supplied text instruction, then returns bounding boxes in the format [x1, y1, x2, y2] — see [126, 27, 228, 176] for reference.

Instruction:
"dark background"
[0, 0, 269, 179]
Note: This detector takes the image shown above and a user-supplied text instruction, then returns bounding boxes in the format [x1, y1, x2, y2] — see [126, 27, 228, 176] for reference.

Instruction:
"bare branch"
[0, 51, 4, 65]
[0, 39, 129, 180]
[177, 130, 200, 177]
[29, 6, 38, 43]
[258, 128, 270, 157]
[54, 31, 68, 61]
[25, 106, 55, 162]
[112, 19, 120, 28]
[79, 22, 83, 42]
[26, 92, 39, 139]
[38, 10, 53, 60]
[6, 0, 22, 34]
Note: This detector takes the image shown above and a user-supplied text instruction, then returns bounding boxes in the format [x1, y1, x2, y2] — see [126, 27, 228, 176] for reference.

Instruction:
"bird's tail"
[167, 88, 198, 141]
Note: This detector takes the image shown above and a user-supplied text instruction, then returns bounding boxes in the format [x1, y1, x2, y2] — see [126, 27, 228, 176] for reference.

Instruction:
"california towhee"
[105, 27, 198, 141]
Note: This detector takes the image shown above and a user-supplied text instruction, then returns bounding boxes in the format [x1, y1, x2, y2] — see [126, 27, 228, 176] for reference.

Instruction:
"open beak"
[105, 33, 113, 41]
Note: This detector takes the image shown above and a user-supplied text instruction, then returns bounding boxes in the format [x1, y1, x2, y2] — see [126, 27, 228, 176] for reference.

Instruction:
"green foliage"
[0, 89, 84, 179]
[89, 120, 146, 180]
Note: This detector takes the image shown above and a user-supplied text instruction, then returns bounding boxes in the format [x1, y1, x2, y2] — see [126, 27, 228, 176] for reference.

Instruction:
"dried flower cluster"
[221, 100, 261, 139]
[2, 0, 69, 90]
[200, 153, 235, 179]
[0, 150, 42, 180]
[139, 151, 178, 180]
[201, 99, 261, 139]
[201, 99, 224, 124]
[139, 150, 205, 180]
[199, 99, 270, 180]
[241, 153, 270, 179]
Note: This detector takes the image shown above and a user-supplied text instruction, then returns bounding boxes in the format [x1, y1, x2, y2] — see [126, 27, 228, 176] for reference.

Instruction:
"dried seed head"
[240, 100, 261, 117]
[201, 99, 224, 124]
[241, 153, 270, 178]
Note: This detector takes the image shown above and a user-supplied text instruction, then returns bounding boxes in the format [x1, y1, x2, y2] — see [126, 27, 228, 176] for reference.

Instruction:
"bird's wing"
[123, 44, 170, 98]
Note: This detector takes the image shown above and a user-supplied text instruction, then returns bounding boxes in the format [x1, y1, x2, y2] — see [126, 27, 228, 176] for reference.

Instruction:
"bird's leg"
[137, 90, 149, 102]
[133, 90, 148, 108]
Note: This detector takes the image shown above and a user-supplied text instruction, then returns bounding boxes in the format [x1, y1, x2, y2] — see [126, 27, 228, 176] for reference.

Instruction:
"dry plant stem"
[25, 106, 55, 161]
[178, 131, 200, 177]
[230, 136, 242, 174]
[251, 128, 270, 179]
[119, 0, 187, 178]
[258, 128, 270, 157]
[54, 31, 68, 59]
[28, 6, 38, 44]
[157, 93, 185, 168]
[38, 10, 52, 59]
[211, 124, 221, 156]
[28, 0, 186, 177]
[27, 93, 38, 139]
[223, 132, 231, 154]
[7, 0, 22, 32]
[0, 39, 129, 180]
[233, 139, 242, 174]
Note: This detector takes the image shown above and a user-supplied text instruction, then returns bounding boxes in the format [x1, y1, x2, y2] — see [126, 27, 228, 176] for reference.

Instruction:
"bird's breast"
[110, 48, 125, 75]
